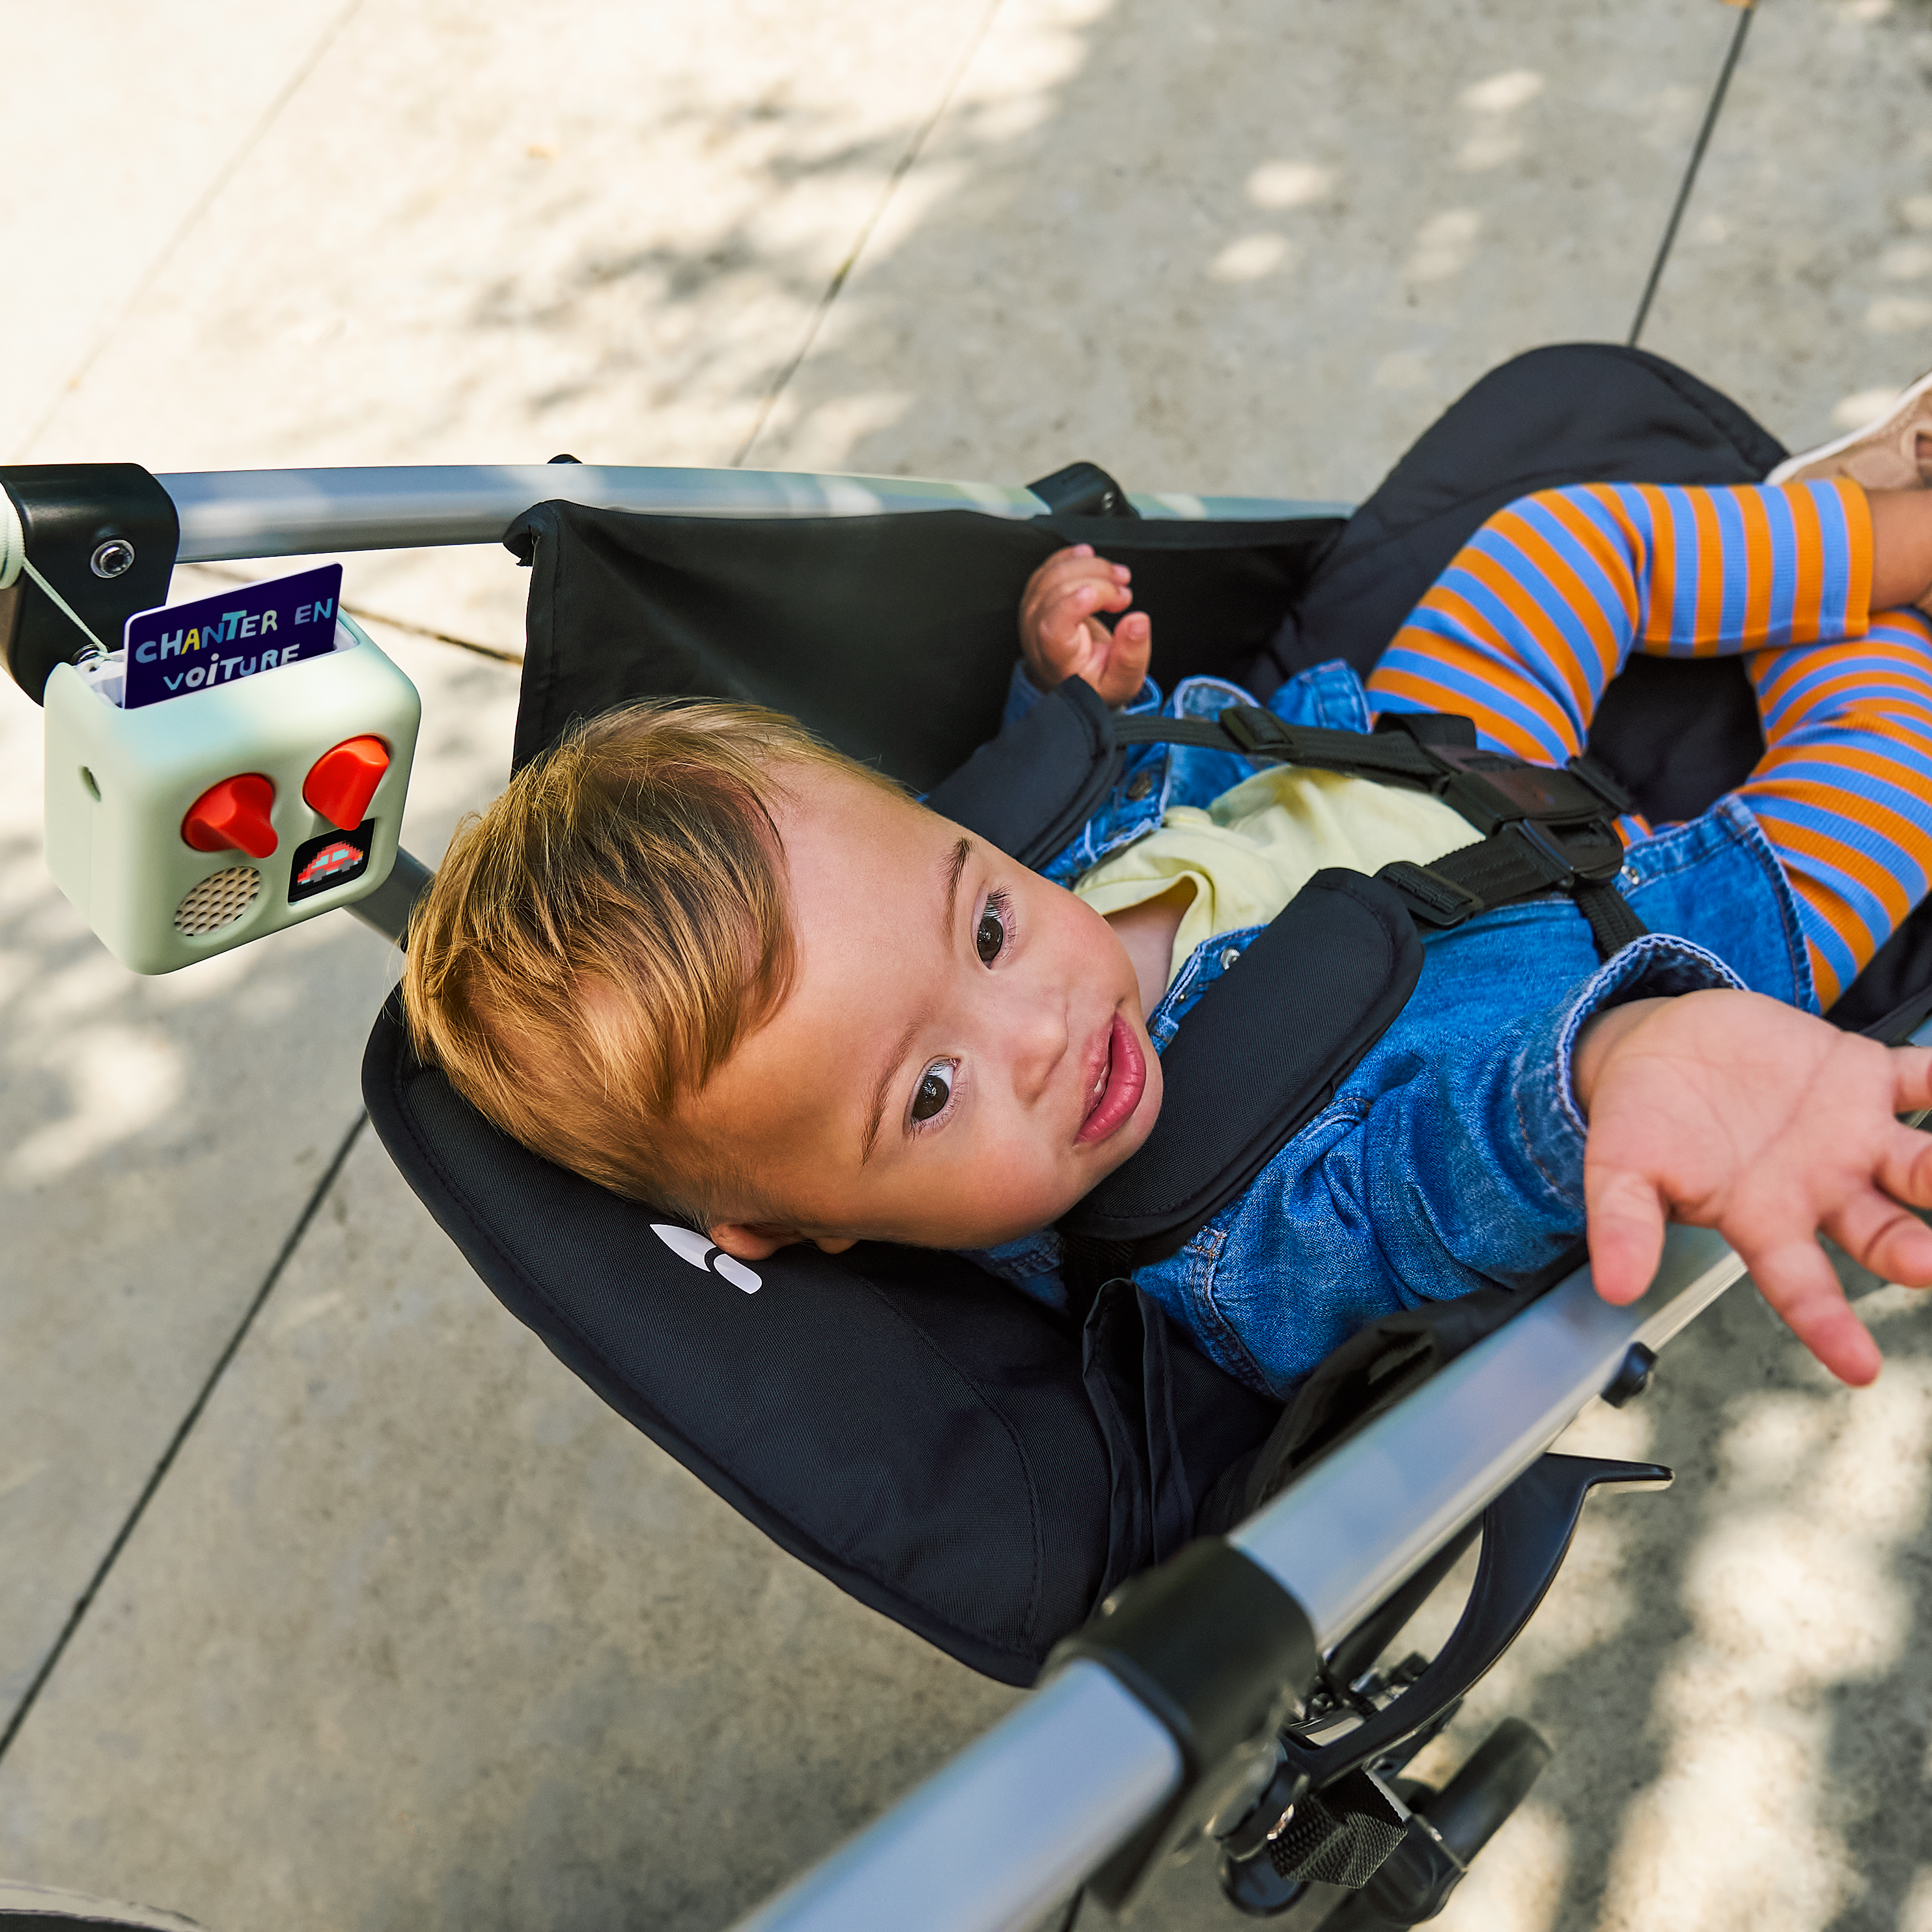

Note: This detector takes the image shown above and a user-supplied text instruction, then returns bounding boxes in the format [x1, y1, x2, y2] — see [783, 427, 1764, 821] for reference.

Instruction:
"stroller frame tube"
[730, 1228, 1755, 1932]
[152, 465, 1351, 562]
[735, 1659, 1184, 1932]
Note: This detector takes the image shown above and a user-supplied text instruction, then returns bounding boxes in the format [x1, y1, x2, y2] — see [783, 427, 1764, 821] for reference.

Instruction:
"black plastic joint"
[1220, 704, 1296, 759]
[1050, 1539, 1319, 1778]
[1026, 460, 1139, 520]
[1048, 1539, 1320, 1908]
[1602, 1342, 1658, 1408]
[1, 464, 180, 702]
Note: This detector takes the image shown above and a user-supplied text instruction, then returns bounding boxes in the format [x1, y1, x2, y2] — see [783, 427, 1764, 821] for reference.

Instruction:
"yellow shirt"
[1073, 765, 1474, 987]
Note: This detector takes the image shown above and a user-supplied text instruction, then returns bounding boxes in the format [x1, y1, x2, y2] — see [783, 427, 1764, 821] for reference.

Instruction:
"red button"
[303, 736, 390, 831]
[182, 775, 278, 859]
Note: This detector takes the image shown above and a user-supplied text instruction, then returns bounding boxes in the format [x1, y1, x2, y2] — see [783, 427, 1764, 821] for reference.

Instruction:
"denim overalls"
[970, 661, 1810, 1398]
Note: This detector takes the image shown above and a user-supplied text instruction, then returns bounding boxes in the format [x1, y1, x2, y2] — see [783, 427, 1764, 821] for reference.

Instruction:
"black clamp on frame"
[1, 464, 181, 701]
[1026, 459, 1140, 520]
[1044, 1537, 1320, 1910]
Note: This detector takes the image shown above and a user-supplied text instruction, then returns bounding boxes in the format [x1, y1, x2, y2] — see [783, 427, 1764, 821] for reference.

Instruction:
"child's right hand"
[1018, 545, 1154, 708]
[1576, 988, 1932, 1385]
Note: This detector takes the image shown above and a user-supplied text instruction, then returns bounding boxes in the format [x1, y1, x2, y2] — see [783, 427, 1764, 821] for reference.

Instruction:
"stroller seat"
[365, 343, 1932, 1698]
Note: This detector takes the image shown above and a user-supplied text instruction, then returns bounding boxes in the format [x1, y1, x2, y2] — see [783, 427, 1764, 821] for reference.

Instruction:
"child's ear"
[708, 1224, 859, 1261]
[707, 1222, 792, 1261]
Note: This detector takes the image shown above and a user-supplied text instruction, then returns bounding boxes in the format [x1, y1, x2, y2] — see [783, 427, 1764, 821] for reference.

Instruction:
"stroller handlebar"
[153, 465, 1352, 563]
[732, 1659, 1183, 1932]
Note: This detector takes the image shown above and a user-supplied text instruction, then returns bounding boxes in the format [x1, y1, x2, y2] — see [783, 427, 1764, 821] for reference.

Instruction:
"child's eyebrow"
[940, 835, 972, 942]
[861, 1016, 924, 1166]
[858, 838, 973, 1165]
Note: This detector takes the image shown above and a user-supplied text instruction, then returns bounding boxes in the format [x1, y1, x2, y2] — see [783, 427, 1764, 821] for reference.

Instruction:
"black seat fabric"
[507, 505, 1343, 790]
[364, 344, 1932, 1692]
[369, 501, 1326, 1686]
[364, 1000, 1278, 1683]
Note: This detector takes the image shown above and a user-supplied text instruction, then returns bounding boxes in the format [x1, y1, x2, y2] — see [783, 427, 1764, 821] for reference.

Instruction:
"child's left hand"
[1018, 545, 1153, 707]
[1575, 988, 1932, 1385]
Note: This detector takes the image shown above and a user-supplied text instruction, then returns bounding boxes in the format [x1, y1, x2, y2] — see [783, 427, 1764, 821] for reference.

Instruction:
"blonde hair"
[404, 698, 901, 1221]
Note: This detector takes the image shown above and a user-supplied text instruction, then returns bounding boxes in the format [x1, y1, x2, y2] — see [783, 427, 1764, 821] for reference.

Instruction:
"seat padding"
[363, 996, 1279, 1685]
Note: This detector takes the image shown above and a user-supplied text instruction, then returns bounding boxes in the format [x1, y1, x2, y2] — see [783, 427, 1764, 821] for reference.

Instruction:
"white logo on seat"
[651, 1223, 761, 1294]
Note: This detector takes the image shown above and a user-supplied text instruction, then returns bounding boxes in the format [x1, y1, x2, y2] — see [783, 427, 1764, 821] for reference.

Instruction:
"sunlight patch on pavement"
[1246, 160, 1336, 209]
[1210, 234, 1295, 282]
[1834, 385, 1907, 428]
[1599, 1367, 1932, 1931]
[8, 1026, 184, 1183]
[1408, 208, 1483, 283]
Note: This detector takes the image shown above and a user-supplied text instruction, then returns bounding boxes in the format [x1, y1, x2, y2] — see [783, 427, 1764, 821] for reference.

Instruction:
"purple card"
[122, 564, 345, 710]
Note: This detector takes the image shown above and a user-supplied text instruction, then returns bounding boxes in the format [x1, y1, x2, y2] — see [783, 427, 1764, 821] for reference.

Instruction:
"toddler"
[407, 384, 1932, 1399]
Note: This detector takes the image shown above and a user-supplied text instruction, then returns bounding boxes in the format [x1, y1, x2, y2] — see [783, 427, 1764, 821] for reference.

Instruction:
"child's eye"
[976, 891, 1011, 966]
[912, 1061, 955, 1124]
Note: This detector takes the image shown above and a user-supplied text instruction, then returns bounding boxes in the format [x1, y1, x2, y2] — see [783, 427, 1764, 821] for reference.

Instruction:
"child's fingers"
[1021, 549, 1108, 645]
[1875, 1112, 1932, 1211]
[1735, 1235, 1883, 1385]
[1583, 1167, 1669, 1306]
[1023, 544, 1095, 591]
[1091, 611, 1153, 707]
[1892, 1045, 1932, 1116]
[1829, 1186, 1932, 1287]
[1037, 573, 1131, 641]
[1027, 549, 1128, 608]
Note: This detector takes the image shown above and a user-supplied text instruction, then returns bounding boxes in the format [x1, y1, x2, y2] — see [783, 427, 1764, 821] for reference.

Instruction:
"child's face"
[684, 764, 1164, 1258]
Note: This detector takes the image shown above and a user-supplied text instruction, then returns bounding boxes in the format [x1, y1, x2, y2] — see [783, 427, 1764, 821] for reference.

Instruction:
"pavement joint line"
[1629, 0, 1759, 348]
[179, 563, 524, 666]
[0, 1110, 371, 1767]
[16, 0, 372, 462]
[731, 0, 1007, 468]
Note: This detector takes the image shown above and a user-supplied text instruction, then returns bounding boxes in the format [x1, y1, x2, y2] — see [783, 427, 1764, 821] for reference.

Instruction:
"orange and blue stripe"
[1367, 481, 1932, 1008]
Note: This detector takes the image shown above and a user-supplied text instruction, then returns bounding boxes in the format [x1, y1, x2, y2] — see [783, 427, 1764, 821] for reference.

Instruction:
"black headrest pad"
[361, 992, 1278, 1684]
[1063, 870, 1423, 1257]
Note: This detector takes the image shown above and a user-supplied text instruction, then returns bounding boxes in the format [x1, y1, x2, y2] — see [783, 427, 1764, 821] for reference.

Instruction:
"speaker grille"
[175, 865, 262, 936]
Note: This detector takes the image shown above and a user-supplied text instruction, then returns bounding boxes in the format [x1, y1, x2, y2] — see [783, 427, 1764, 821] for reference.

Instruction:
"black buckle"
[1373, 710, 1477, 750]
[1507, 818, 1627, 888]
[1504, 820, 1580, 889]
[1220, 705, 1295, 757]
[1379, 860, 1485, 929]
[1428, 752, 1605, 833]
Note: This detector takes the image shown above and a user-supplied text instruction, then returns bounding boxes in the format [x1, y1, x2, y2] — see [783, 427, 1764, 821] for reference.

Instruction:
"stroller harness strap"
[1056, 865, 1423, 1261]
[1111, 701, 1646, 957]
[929, 677, 1646, 1265]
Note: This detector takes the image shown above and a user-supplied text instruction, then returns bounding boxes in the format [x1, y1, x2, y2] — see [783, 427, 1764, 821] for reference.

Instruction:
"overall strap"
[1113, 703, 1645, 959]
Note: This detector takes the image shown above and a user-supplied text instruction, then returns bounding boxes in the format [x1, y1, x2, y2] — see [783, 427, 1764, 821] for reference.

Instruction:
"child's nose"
[1005, 988, 1069, 1104]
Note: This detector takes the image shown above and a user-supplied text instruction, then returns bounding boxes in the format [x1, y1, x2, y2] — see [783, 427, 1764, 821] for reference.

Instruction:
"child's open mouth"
[1076, 1012, 1147, 1145]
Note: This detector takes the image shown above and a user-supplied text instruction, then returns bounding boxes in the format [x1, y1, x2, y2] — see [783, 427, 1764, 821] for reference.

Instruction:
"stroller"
[7, 344, 1929, 1931]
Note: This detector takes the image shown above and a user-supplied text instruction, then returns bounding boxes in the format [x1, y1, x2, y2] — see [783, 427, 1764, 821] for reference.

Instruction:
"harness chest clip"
[1429, 754, 1606, 837]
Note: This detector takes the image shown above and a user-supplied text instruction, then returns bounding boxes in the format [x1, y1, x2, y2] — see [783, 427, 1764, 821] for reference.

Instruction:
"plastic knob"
[182, 775, 278, 858]
[302, 735, 390, 831]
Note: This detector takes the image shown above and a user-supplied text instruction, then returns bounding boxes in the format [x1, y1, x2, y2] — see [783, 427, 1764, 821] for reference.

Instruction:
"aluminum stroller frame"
[5, 449, 1917, 1932]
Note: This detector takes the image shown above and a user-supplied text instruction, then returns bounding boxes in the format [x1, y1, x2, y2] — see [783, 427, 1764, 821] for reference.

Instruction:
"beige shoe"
[1768, 367, 1932, 491]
